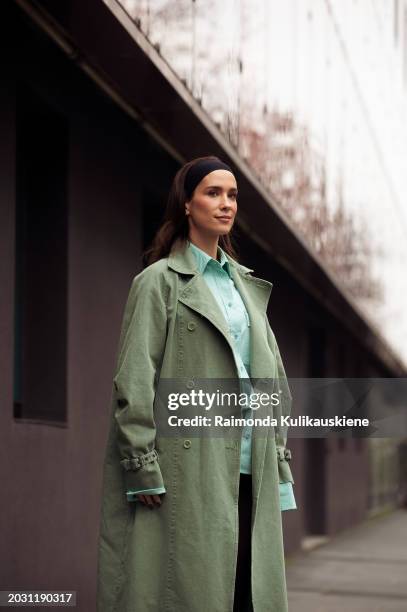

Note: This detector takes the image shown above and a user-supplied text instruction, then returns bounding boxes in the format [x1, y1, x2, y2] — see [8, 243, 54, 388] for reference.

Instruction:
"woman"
[97, 156, 296, 612]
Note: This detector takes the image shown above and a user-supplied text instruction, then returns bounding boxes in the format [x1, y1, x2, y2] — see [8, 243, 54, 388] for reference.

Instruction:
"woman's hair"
[142, 155, 240, 266]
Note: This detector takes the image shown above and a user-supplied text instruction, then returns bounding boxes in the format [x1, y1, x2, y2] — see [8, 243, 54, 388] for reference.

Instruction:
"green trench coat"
[97, 238, 295, 612]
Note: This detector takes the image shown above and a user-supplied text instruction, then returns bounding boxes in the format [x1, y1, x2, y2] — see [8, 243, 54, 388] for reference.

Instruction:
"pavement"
[286, 508, 407, 612]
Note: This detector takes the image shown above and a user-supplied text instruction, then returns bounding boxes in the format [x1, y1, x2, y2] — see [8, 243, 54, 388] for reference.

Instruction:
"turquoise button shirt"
[127, 240, 296, 510]
[188, 240, 254, 474]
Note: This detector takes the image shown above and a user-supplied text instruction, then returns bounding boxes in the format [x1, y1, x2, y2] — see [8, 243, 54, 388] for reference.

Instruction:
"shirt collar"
[187, 239, 232, 279]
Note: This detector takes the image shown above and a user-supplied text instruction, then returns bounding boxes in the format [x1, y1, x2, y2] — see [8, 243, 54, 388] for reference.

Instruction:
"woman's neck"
[188, 234, 219, 261]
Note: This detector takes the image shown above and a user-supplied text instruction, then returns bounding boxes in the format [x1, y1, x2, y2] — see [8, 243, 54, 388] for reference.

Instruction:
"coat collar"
[168, 237, 255, 278]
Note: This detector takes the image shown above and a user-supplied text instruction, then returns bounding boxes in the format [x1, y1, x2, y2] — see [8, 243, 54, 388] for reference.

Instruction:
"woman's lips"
[216, 216, 232, 221]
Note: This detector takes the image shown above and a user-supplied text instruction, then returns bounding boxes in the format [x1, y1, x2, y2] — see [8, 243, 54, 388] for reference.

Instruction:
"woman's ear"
[185, 202, 190, 216]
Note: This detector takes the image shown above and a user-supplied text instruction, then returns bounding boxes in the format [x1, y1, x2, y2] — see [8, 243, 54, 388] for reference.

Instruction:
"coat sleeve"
[265, 317, 295, 485]
[112, 269, 168, 495]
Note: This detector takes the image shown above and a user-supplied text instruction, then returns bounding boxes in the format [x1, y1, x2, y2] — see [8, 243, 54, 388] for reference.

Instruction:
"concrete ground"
[286, 508, 407, 612]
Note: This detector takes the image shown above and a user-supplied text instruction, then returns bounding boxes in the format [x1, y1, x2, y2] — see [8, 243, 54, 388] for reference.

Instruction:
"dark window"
[14, 83, 68, 423]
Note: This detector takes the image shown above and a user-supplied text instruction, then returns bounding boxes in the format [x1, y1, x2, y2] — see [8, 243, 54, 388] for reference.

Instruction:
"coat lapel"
[228, 265, 273, 379]
[167, 238, 274, 379]
[168, 240, 237, 356]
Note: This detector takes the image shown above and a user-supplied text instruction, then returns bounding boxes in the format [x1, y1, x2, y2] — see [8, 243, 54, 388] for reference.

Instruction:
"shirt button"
[234, 334, 238, 339]
[228, 302, 232, 307]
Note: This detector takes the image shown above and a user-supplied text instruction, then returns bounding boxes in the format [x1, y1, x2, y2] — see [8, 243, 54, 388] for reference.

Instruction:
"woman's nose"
[220, 194, 232, 207]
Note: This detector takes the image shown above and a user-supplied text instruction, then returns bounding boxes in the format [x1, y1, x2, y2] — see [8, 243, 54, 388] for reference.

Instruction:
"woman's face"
[185, 169, 238, 238]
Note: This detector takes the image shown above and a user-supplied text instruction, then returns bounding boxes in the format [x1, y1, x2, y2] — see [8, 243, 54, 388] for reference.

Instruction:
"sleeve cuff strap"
[120, 449, 158, 471]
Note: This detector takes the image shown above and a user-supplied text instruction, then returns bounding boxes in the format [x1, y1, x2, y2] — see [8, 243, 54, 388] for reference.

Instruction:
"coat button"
[183, 439, 192, 449]
[186, 379, 195, 389]
[187, 321, 196, 331]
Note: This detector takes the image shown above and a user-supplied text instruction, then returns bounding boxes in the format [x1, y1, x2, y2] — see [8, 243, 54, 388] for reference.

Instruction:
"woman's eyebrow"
[206, 185, 238, 192]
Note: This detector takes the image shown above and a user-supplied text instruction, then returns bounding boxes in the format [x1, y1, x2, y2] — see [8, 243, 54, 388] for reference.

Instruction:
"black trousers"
[233, 474, 253, 612]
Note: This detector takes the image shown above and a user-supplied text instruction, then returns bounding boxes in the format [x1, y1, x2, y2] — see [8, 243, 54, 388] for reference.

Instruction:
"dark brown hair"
[142, 155, 240, 266]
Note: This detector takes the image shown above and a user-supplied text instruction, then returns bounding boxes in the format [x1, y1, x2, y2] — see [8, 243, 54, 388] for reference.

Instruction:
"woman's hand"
[137, 493, 164, 509]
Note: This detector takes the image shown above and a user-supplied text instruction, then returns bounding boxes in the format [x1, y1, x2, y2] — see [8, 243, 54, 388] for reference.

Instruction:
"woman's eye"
[208, 191, 237, 198]
[209, 191, 236, 200]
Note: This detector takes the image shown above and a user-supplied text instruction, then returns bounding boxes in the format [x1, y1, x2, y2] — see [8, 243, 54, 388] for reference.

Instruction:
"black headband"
[184, 159, 234, 200]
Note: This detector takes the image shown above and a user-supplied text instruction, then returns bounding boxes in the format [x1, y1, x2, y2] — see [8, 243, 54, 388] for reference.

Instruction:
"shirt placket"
[200, 254, 254, 474]
[218, 272, 254, 469]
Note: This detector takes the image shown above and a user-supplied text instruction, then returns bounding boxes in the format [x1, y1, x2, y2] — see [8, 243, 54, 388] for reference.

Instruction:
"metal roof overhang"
[14, 0, 406, 375]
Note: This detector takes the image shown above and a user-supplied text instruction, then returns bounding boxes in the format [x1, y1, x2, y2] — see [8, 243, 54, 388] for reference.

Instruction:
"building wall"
[0, 7, 173, 606]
